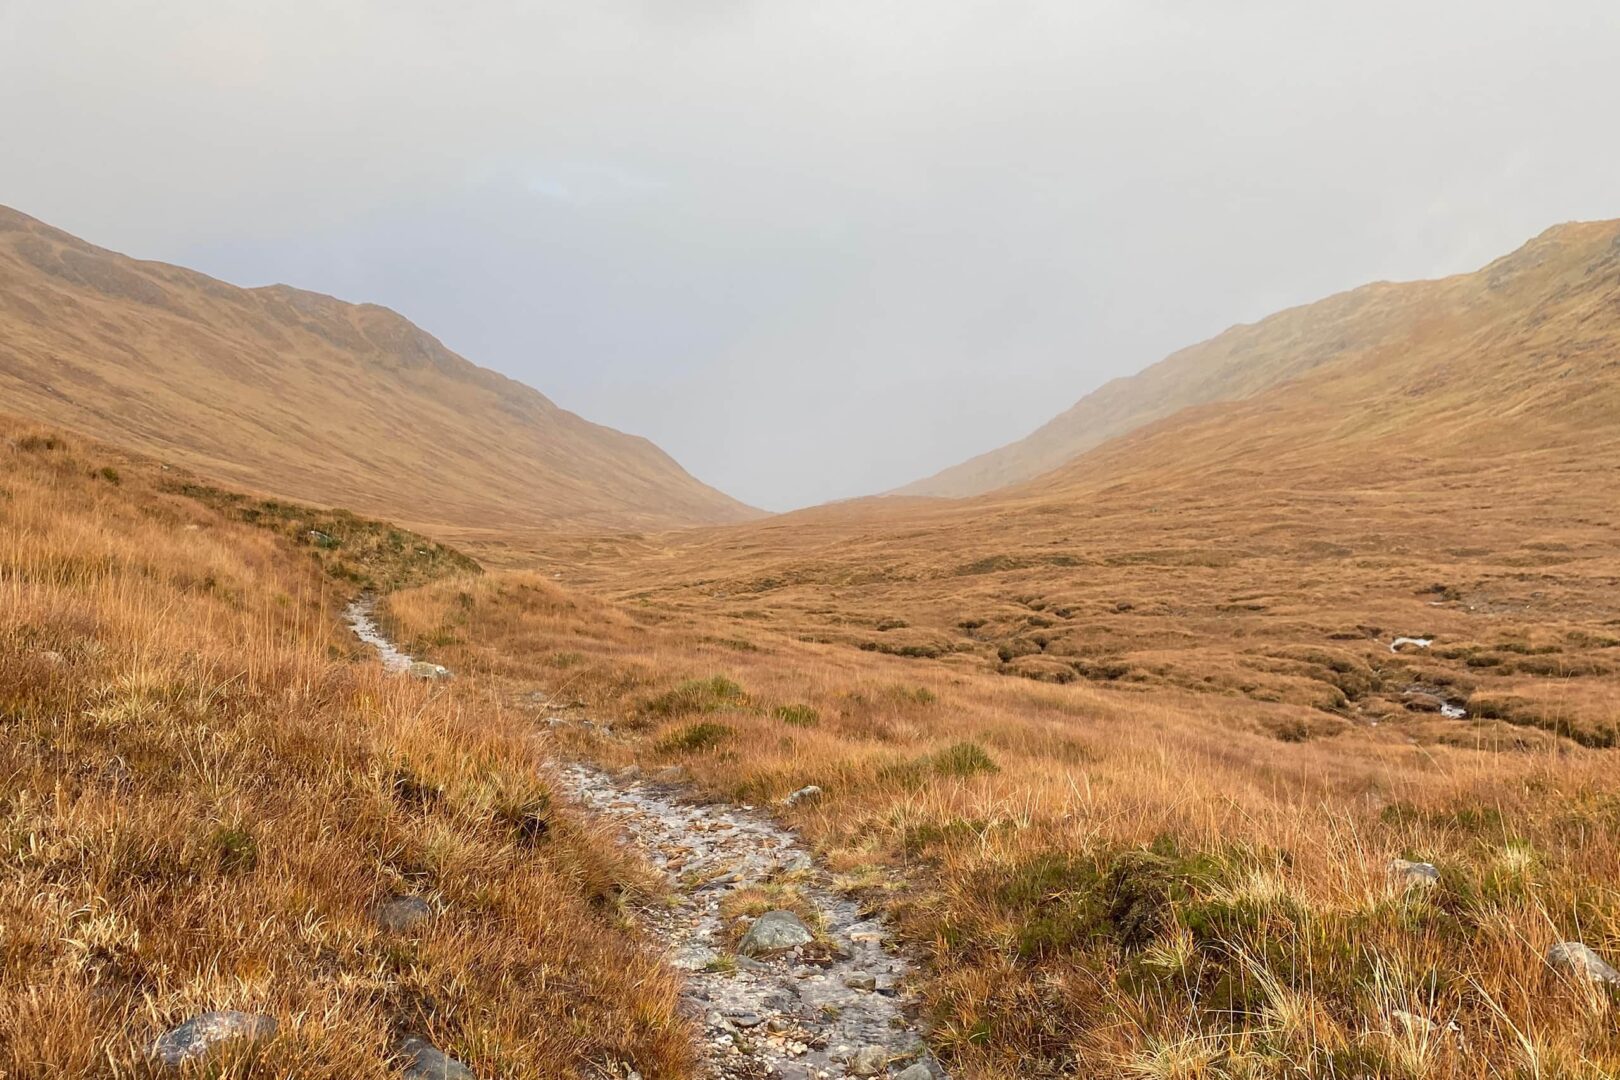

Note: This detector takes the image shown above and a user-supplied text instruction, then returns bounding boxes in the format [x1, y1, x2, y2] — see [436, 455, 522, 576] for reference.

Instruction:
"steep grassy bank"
[386, 570, 1620, 1079]
[0, 423, 691, 1078]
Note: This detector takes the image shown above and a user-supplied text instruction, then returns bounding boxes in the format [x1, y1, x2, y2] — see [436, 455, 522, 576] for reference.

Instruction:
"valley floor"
[8, 419, 1620, 1080]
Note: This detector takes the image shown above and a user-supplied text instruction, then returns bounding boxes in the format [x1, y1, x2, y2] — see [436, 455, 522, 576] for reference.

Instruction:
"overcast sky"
[3, 2, 1618, 510]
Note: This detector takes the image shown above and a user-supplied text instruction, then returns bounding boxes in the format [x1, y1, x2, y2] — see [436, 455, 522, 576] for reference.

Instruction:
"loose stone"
[151, 1011, 277, 1067]
[847, 1046, 888, 1077]
[739, 911, 816, 957]
[398, 1035, 477, 1079]
[1547, 941, 1620, 985]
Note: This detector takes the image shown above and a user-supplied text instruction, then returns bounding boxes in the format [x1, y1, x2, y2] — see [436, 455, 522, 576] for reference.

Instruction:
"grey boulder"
[398, 1036, 477, 1079]
[738, 910, 815, 956]
[151, 1011, 277, 1066]
[1547, 941, 1620, 985]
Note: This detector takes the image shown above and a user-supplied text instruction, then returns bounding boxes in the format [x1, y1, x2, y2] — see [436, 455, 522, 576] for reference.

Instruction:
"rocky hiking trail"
[348, 606, 940, 1080]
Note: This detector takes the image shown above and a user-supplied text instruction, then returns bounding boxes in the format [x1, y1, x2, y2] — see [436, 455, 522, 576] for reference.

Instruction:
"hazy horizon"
[4, 1, 1619, 510]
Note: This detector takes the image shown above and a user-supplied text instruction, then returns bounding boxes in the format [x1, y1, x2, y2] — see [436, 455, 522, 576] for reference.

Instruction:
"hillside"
[0, 421, 691, 1077]
[898, 220, 1616, 497]
[0, 205, 758, 534]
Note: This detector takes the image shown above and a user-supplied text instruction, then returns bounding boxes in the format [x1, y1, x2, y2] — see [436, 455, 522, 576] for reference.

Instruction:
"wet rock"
[150, 1011, 277, 1066]
[847, 1046, 888, 1077]
[373, 894, 434, 932]
[1547, 941, 1620, 985]
[783, 785, 823, 807]
[409, 661, 453, 680]
[1388, 859, 1440, 889]
[739, 910, 815, 956]
[398, 1035, 477, 1079]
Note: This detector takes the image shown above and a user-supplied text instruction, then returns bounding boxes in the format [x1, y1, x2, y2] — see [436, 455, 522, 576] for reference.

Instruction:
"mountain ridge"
[898, 219, 1615, 498]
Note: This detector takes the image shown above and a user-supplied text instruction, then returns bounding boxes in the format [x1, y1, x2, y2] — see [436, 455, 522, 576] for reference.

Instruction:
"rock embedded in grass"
[373, 894, 434, 932]
[398, 1035, 477, 1079]
[150, 1011, 277, 1066]
[1388, 858, 1440, 889]
[783, 784, 823, 807]
[1547, 941, 1620, 985]
[738, 909, 815, 956]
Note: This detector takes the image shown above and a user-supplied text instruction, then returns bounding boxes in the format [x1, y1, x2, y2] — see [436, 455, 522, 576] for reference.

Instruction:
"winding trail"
[347, 603, 938, 1080]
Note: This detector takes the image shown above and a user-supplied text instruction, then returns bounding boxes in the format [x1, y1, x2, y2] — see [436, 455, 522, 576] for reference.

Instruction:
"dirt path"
[347, 607, 938, 1080]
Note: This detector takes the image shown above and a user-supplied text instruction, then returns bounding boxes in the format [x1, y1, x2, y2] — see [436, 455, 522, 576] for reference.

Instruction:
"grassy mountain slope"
[899, 220, 1616, 497]
[0, 205, 757, 534]
[0, 419, 691, 1077]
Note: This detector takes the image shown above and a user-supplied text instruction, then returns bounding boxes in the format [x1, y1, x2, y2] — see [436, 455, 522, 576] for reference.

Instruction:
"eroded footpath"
[347, 605, 939, 1080]
[558, 763, 936, 1080]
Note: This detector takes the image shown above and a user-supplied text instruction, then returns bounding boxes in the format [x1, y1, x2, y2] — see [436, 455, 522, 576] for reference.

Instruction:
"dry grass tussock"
[0, 424, 692, 1078]
[388, 565, 1620, 1079]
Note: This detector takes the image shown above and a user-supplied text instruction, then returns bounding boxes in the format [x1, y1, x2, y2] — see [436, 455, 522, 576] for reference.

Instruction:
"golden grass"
[0, 425, 693, 1078]
[383, 554, 1620, 1077]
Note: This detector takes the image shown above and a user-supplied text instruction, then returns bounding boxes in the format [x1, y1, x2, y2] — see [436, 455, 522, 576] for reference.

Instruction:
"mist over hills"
[0, 205, 758, 535]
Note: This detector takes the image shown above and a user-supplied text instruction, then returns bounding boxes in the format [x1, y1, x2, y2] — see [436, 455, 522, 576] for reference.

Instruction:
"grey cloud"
[3, 1, 1617, 509]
